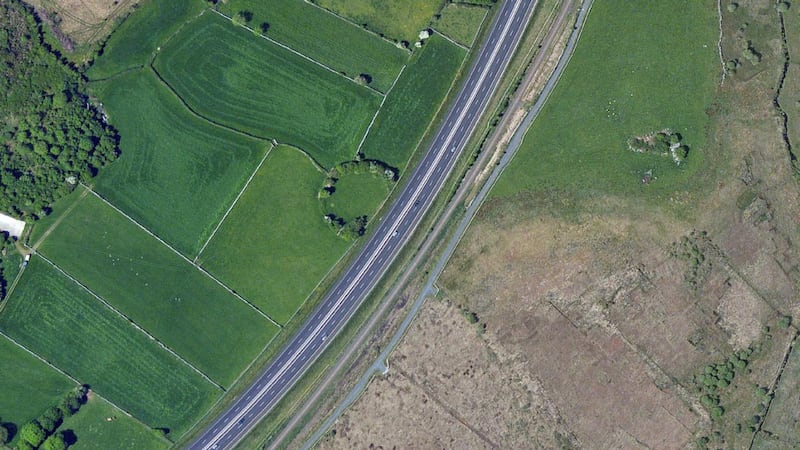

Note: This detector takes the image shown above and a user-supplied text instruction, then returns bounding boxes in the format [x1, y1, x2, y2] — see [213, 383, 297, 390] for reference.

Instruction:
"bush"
[727, 2, 738, 12]
[778, 315, 792, 328]
[20, 421, 45, 447]
[41, 433, 67, 450]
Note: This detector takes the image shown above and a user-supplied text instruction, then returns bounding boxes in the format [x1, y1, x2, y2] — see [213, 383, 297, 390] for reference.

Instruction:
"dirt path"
[29, 187, 88, 251]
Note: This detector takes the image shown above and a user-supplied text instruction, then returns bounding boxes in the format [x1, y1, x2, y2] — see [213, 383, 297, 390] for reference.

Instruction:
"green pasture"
[0, 257, 220, 436]
[153, 12, 381, 168]
[198, 146, 350, 324]
[37, 191, 278, 387]
[90, 70, 268, 257]
[360, 34, 466, 168]
[61, 397, 169, 450]
[88, 0, 204, 80]
[219, 0, 407, 92]
[322, 172, 389, 224]
[434, 3, 488, 47]
[0, 334, 74, 431]
[491, 0, 720, 202]
[315, 0, 443, 43]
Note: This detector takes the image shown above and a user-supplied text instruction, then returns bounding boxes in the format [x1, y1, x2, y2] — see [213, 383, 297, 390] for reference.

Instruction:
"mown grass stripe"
[34, 253, 225, 390]
[209, 9, 384, 97]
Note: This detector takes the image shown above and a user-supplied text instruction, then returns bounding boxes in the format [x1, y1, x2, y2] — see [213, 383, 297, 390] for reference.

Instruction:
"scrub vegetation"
[0, 0, 118, 219]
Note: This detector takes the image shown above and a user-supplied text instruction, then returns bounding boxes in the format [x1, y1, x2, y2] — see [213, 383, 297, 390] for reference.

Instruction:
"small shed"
[0, 212, 25, 238]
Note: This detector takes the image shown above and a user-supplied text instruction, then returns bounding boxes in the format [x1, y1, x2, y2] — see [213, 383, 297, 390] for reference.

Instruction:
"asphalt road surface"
[190, 1, 536, 448]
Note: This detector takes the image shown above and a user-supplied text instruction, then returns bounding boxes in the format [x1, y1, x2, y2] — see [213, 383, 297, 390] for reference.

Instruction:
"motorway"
[190, 0, 536, 448]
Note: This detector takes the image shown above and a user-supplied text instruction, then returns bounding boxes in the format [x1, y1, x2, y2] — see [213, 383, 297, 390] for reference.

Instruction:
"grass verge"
[434, 3, 488, 47]
[359, 34, 467, 168]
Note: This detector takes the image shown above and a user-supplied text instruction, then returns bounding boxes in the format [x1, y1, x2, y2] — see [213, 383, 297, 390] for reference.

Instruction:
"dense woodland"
[0, 1, 118, 219]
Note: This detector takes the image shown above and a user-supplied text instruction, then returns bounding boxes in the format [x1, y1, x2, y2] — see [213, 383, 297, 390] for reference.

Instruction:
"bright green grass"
[0, 257, 220, 436]
[198, 146, 350, 324]
[315, 0, 443, 43]
[434, 3, 488, 47]
[218, 0, 407, 92]
[37, 191, 278, 387]
[153, 13, 381, 168]
[87, 0, 204, 80]
[491, 0, 719, 200]
[0, 334, 74, 430]
[90, 70, 269, 257]
[322, 172, 389, 223]
[360, 34, 466, 168]
[60, 397, 169, 450]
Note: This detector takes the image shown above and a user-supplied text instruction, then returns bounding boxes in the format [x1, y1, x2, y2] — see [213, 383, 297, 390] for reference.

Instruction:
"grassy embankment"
[434, 3, 489, 47]
[359, 34, 467, 168]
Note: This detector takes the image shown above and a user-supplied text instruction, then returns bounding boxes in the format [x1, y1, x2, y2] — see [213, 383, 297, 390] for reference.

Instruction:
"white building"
[0, 212, 25, 238]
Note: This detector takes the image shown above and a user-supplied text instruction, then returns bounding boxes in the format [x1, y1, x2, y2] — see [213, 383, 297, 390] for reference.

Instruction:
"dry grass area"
[316, 0, 800, 448]
[24, 0, 135, 49]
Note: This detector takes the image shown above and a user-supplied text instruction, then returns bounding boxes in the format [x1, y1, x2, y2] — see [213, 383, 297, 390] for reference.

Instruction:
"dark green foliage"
[0, 1, 118, 219]
[777, 315, 792, 328]
[41, 432, 67, 450]
[20, 420, 45, 447]
[693, 348, 753, 420]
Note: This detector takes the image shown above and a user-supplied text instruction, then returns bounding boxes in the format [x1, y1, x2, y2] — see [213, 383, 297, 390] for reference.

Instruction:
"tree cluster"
[0, 1, 119, 220]
[16, 386, 87, 449]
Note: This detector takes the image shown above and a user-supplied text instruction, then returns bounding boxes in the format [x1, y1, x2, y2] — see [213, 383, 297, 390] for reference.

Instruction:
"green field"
[37, 191, 278, 386]
[90, 70, 269, 256]
[0, 257, 220, 436]
[360, 34, 466, 168]
[198, 146, 350, 324]
[491, 0, 719, 201]
[219, 0, 407, 92]
[434, 3, 488, 47]
[60, 397, 169, 450]
[315, 0, 443, 43]
[154, 12, 381, 168]
[322, 172, 389, 224]
[88, 0, 204, 80]
[0, 334, 74, 432]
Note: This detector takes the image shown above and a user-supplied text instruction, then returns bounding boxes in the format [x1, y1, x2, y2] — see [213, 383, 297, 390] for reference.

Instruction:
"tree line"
[0, 1, 119, 220]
